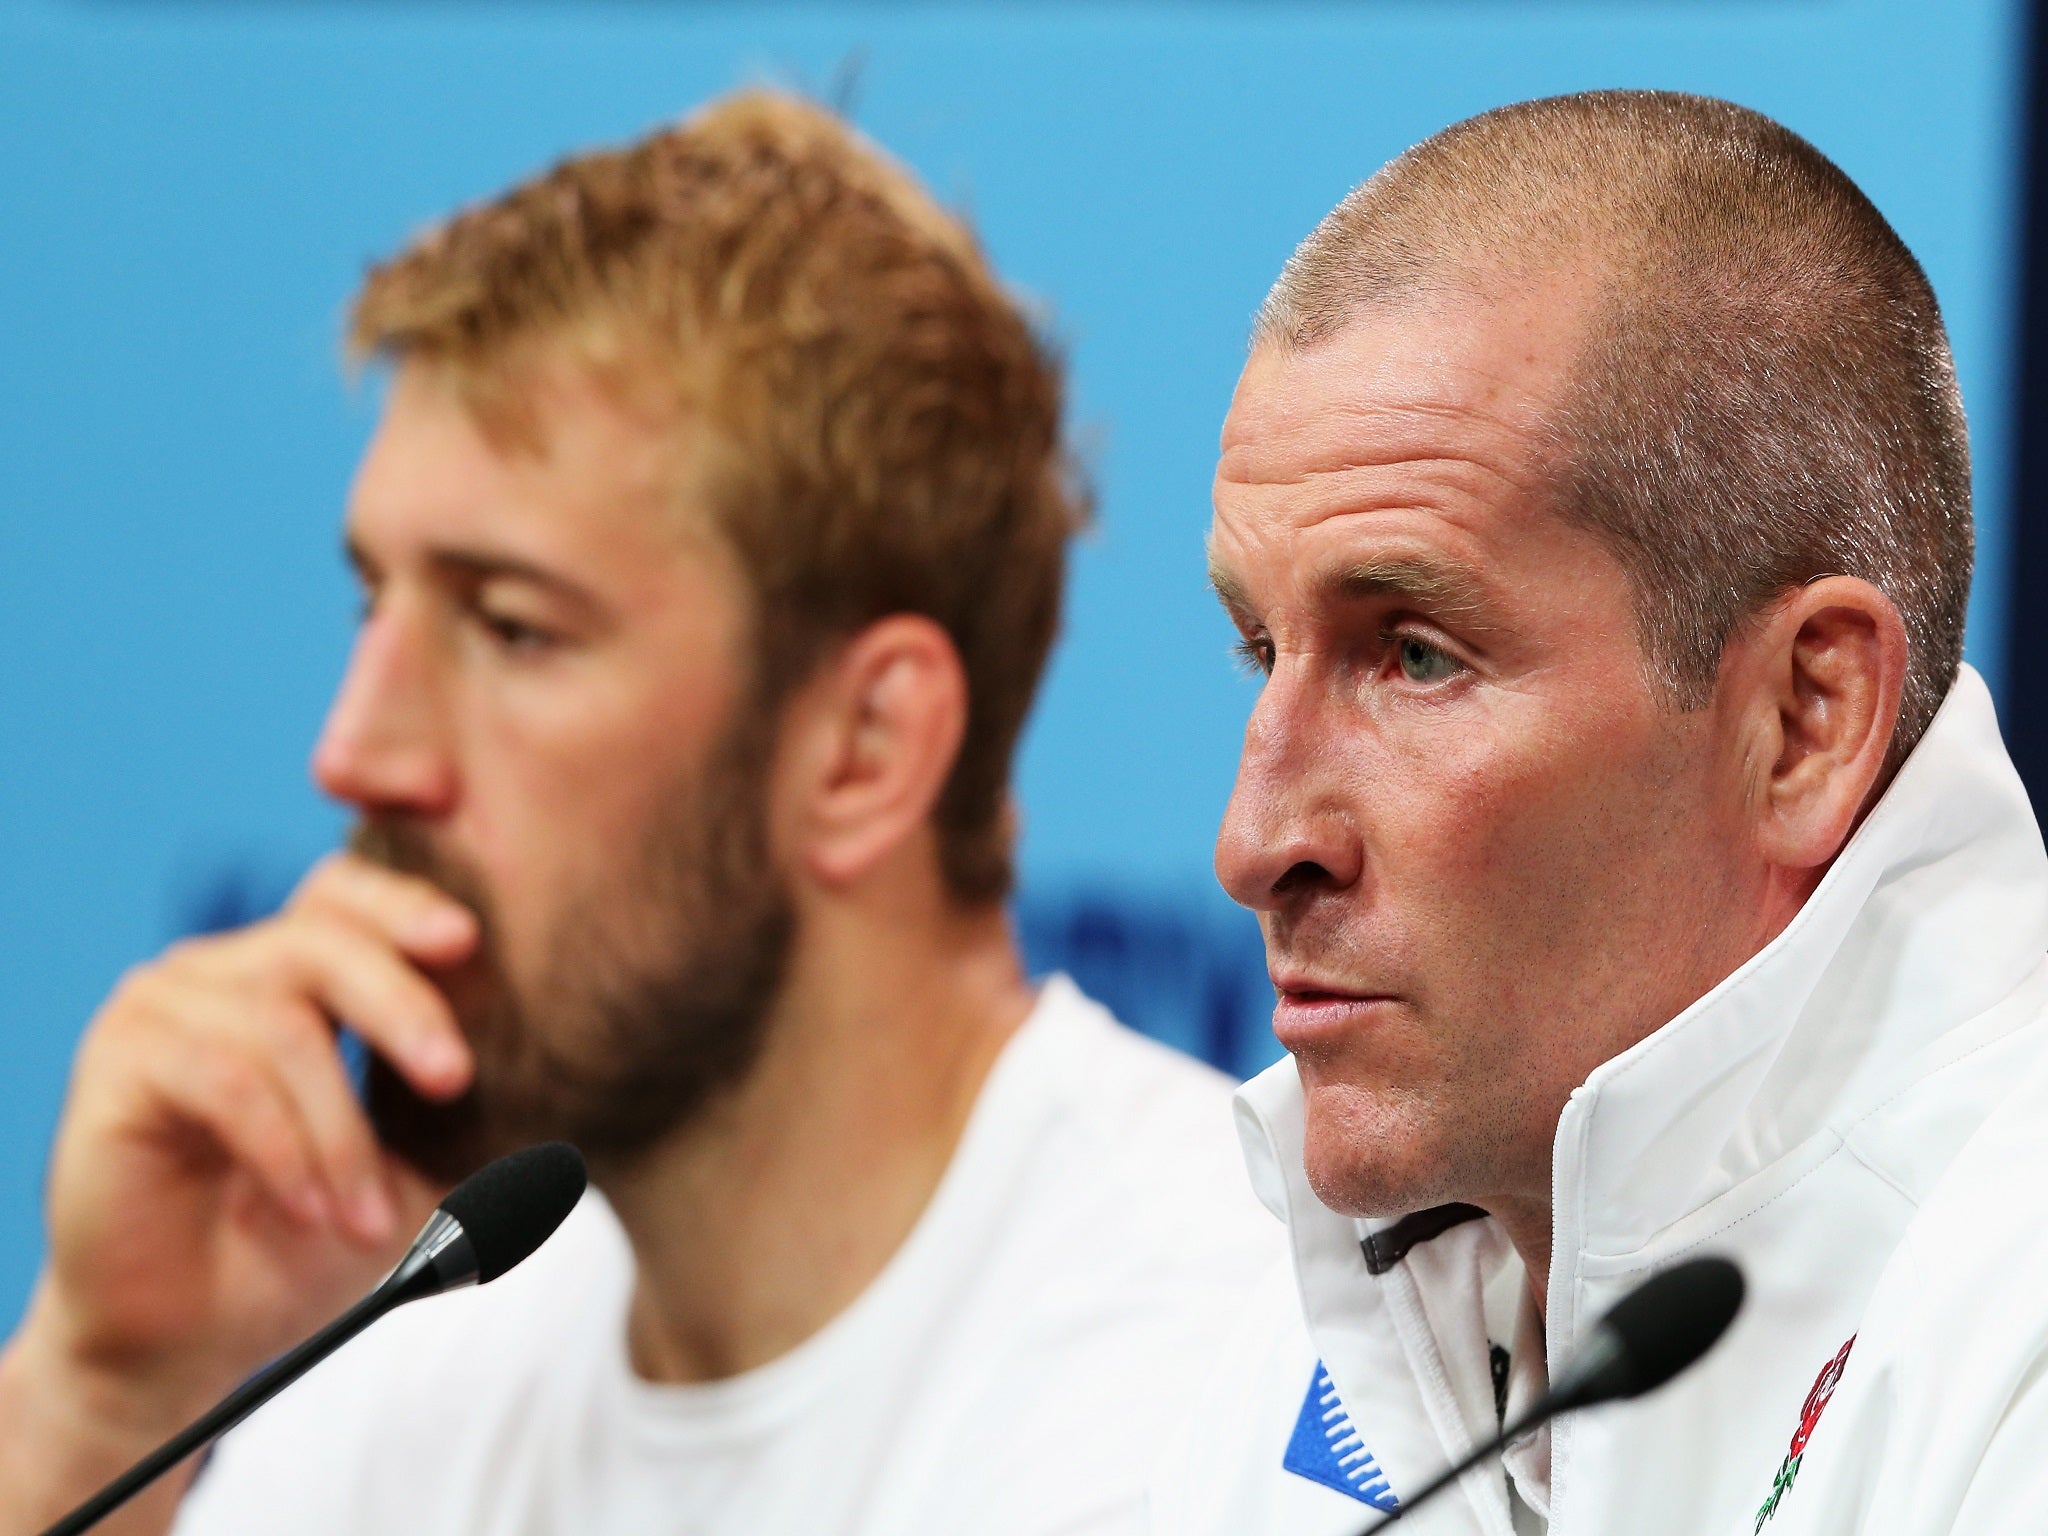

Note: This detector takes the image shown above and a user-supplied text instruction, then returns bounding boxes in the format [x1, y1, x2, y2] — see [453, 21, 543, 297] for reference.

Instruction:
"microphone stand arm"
[37, 1212, 475, 1536]
[1351, 1328, 1623, 1531]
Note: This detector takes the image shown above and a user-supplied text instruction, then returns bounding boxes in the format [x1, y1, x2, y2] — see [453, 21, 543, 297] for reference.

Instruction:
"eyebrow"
[1208, 553, 1492, 629]
[1316, 556, 1490, 624]
[344, 536, 605, 615]
[1209, 560, 1256, 625]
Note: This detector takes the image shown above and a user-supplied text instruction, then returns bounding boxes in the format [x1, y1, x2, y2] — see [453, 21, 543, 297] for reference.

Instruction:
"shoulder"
[173, 1193, 632, 1533]
[1869, 1034, 2048, 1391]
[1783, 1033, 2048, 1532]
[1020, 977, 1264, 1181]
[1839, 967, 2048, 1208]
[1143, 1259, 1383, 1536]
[988, 978, 1281, 1274]
[888, 982, 1290, 1532]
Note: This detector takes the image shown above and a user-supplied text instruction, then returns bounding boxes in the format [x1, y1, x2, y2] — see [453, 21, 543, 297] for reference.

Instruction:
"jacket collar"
[1237, 662, 2048, 1344]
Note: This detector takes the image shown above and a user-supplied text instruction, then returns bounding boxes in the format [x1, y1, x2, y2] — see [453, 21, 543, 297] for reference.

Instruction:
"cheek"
[1345, 718, 1537, 934]
[452, 717, 699, 967]
[1361, 702, 1683, 988]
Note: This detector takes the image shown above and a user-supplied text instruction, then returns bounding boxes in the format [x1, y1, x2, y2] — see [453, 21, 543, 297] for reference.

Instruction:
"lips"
[1270, 977, 1402, 1054]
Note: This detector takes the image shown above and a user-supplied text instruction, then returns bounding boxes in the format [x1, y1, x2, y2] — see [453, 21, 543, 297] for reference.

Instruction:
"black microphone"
[38, 1141, 588, 1536]
[1353, 1255, 1745, 1529]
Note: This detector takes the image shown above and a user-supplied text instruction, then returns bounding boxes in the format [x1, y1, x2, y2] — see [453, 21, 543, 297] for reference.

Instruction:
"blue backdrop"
[0, 0, 2022, 1325]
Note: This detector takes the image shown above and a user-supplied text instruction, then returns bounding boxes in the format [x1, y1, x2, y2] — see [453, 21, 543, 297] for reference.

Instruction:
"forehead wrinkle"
[1217, 445, 1526, 490]
[1222, 326, 1565, 506]
[1215, 461, 1535, 573]
[1217, 402, 1544, 512]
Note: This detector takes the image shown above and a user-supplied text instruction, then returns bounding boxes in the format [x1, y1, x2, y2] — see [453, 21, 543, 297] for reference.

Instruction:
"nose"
[1214, 671, 1364, 913]
[310, 600, 458, 816]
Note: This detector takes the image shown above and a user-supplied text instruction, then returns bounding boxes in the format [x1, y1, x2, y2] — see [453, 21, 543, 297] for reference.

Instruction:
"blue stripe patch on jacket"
[1282, 1362, 1400, 1512]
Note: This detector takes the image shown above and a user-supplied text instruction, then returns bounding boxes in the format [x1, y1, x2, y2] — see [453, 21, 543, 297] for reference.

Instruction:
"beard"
[349, 710, 794, 1187]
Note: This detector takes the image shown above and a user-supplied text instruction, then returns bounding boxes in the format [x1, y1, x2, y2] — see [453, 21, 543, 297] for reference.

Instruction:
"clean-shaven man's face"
[1210, 287, 1763, 1222]
[316, 362, 792, 1182]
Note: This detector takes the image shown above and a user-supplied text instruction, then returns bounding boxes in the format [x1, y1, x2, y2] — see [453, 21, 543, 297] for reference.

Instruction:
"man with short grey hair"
[1152, 91, 2048, 1534]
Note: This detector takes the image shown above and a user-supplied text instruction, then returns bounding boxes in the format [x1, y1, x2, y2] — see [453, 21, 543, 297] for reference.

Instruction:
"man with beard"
[0, 91, 1276, 1535]
[1150, 92, 2048, 1534]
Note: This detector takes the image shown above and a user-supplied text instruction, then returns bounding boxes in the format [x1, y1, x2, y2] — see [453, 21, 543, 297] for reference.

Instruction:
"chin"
[1299, 1086, 1454, 1220]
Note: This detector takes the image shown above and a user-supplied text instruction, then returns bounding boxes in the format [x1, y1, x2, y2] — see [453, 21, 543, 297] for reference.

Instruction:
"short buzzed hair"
[1261, 90, 1973, 766]
[349, 90, 1083, 903]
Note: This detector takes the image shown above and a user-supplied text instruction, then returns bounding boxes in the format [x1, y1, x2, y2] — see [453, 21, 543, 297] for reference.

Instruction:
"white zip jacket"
[1151, 666, 2048, 1536]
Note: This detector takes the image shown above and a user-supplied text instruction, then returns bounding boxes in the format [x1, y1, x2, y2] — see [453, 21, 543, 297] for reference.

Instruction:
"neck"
[597, 877, 1031, 1384]
[1491, 1200, 1554, 1319]
[1486, 861, 1823, 1321]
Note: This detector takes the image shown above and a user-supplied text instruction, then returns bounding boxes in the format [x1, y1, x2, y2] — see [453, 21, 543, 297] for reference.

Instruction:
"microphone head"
[438, 1141, 588, 1284]
[1576, 1255, 1745, 1407]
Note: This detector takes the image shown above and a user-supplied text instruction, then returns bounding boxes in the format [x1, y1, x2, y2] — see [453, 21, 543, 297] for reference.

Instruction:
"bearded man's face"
[313, 362, 793, 1185]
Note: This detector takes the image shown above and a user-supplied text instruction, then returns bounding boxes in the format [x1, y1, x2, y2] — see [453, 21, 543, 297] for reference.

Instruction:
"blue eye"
[1395, 635, 1462, 684]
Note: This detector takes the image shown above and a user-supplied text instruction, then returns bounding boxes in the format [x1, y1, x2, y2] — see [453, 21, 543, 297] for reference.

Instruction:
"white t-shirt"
[174, 976, 1280, 1536]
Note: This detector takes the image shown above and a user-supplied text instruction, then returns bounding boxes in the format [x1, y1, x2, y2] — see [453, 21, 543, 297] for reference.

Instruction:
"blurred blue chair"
[1016, 888, 1279, 1081]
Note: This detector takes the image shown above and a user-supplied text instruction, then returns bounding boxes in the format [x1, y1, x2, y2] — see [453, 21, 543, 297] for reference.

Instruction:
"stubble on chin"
[1295, 1060, 1542, 1223]
[1298, 1078, 1452, 1219]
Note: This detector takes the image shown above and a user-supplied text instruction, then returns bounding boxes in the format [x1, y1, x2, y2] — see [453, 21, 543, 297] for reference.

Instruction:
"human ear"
[785, 615, 968, 889]
[1736, 576, 1909, 871]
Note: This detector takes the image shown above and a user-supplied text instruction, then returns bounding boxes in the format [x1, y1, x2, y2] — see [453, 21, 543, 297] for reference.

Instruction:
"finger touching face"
[1212, 290, 1757, 1221]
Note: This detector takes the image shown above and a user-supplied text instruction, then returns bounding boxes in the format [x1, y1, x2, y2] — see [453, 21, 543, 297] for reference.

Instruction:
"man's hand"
[0, 854, 478, 1534]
